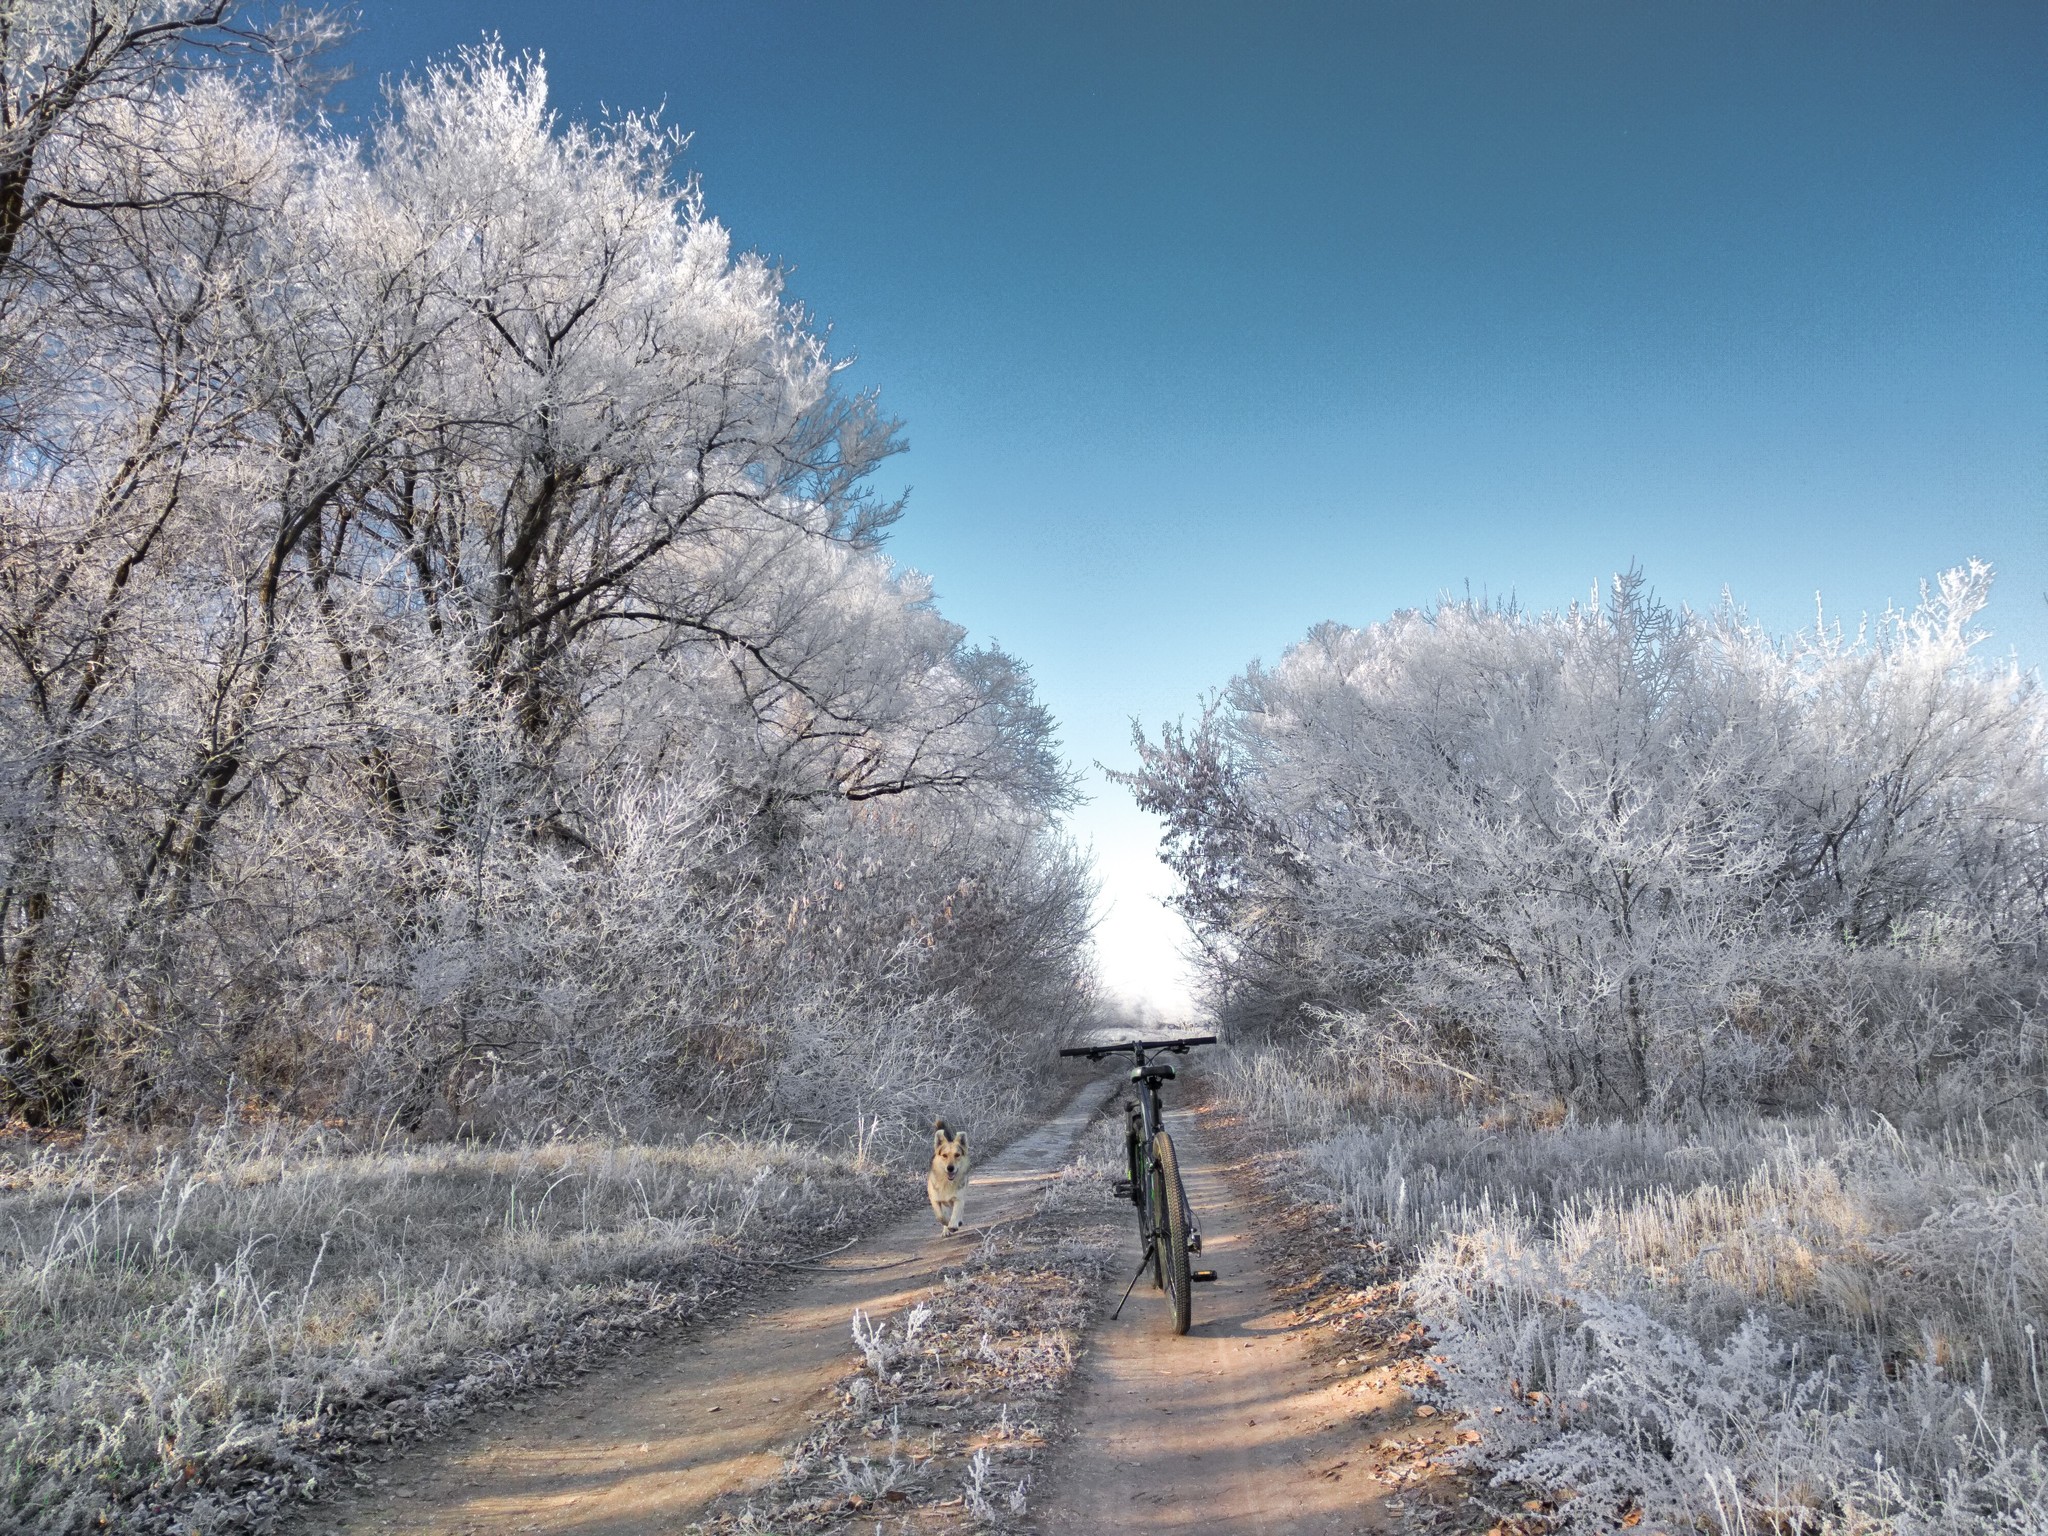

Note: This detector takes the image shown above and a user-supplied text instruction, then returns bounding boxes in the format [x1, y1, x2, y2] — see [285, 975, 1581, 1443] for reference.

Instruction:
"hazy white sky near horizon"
[340, 3, 2046, 1018]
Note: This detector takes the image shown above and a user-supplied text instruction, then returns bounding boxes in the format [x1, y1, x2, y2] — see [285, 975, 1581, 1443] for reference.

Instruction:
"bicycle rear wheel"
[1150, 1131, 1192, 1335]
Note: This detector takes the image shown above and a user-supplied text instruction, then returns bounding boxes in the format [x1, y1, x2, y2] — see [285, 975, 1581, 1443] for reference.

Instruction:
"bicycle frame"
[1125, 1058, 1167, 1188]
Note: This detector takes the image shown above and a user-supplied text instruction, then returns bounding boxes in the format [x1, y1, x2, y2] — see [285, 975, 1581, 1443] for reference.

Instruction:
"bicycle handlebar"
[1058, 1034, 1217, 1060]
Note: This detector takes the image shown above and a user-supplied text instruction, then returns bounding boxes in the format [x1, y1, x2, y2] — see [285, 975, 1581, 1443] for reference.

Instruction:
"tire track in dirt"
[1033, 1101, 1407, 1535]
[294, 1078, 1116, 1536]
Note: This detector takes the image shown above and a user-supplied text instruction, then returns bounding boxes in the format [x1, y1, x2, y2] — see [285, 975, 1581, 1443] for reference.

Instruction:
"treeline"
[0, 10, 1092, 1131]
[1123, 567, 2048, 1115]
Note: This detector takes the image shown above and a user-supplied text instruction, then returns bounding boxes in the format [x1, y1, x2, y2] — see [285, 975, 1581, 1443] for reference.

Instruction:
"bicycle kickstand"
[1111, 1241, 1157, 1322]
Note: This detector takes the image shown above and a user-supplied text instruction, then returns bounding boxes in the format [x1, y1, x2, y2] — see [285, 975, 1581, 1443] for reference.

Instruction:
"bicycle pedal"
[1111, 1178, 1133, 1199]
[1191, 1269, 1218, 1283]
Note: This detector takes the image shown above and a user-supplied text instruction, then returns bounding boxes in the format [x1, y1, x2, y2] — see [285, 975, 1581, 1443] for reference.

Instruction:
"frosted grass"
[1222, 1046, 2048, 1534]
[0, 1118, 874, 1534]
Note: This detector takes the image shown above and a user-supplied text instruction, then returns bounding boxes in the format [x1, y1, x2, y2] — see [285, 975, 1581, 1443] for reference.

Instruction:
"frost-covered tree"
[0, 34, 1092, 1128]
[0, 2, 338, 267]
[1122, 566, 2048, 1113]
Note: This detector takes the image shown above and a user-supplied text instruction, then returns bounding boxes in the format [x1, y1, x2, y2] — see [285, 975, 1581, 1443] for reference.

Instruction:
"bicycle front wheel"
[1151, 1130, 1193, 1335]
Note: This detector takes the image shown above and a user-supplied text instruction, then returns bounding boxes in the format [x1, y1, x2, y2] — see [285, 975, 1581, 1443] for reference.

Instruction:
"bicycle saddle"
[1131, 1061, 1177, 1084]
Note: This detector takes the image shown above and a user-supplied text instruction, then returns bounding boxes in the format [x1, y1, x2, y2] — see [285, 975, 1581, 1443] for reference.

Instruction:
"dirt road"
[296, 1078, 1115, 1536]
[297, 1083, 1434, 1536]
[1034, 1102, 1406, 1535]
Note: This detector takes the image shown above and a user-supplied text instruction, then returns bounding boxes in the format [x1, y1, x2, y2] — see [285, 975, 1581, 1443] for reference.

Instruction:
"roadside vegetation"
[1221, 1049, 2048, 1534]
[1, 1115, 899, 1534]
[1127, 572, 2048, 1534]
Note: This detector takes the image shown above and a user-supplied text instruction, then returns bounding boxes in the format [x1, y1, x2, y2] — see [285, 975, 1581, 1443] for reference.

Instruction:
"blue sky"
[339, 2, 2046, 1014]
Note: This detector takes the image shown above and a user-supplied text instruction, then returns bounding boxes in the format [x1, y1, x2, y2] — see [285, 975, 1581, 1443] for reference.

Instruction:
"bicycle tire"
[1151, 1131, 1192, 1334]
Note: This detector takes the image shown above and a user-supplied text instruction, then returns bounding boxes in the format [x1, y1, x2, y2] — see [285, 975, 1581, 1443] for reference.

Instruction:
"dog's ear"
[954, 1131, 967, 1154]
[932, 1119, 948, 1149]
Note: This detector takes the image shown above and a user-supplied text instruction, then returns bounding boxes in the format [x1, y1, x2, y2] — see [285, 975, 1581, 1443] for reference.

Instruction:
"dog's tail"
[932, 1117, 949, 1136]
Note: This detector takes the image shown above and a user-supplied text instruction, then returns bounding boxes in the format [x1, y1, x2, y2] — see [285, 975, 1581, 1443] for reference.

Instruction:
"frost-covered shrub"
[1129, 568, 2048, 1115]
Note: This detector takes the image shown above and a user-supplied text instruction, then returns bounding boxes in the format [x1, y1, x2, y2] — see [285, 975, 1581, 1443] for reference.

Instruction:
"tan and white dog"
[926, 1120, 971, 1234]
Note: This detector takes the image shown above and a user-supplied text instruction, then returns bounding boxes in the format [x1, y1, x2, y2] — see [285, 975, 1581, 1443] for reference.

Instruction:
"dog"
[926, 1119, 971, 1234]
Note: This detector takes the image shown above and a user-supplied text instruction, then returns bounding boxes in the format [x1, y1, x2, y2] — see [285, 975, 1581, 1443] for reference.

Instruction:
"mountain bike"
[1058, 1034, 1217, 1334]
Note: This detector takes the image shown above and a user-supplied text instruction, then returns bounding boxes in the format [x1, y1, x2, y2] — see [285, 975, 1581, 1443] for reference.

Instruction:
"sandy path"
[1034, 1102, 1398, 1535]
[296, 1078, 1115, 1536]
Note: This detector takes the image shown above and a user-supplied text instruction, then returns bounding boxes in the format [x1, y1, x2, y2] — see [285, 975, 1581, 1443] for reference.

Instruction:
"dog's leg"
[949, 1191, 966, 1233]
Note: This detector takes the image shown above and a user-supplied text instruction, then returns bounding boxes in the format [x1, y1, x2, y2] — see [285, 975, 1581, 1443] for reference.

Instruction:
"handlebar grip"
[1057, 1046, 1101, 1058]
